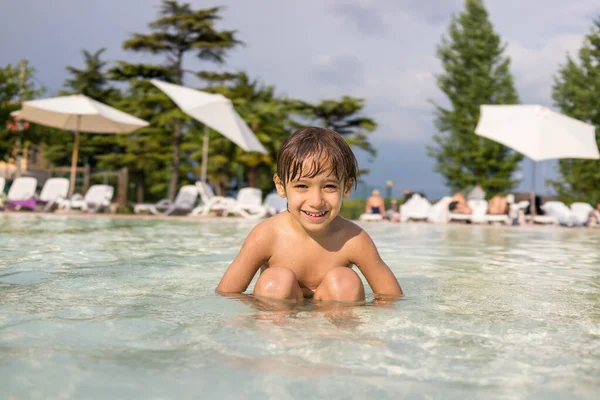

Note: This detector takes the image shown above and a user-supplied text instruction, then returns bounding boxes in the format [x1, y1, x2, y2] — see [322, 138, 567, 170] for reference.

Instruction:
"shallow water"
[1, 214, 599, 399]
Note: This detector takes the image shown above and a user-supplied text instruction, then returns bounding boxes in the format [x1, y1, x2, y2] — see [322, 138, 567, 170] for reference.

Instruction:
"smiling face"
[274, 159, 352, 235]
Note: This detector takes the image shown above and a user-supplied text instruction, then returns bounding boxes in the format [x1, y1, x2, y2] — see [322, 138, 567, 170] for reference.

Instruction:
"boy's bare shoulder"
[334, 216, 368, 241]
[248, 212, 290, 238]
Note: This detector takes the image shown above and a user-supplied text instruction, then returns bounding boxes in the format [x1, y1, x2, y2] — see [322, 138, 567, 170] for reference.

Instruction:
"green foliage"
[42, 49, 123, 176]
[550, 18, 600, 205]
[427, 0, 522, 196]
[0, 60, 45, 162]
[62, 49, 119, 101]
[289, 96, 378, 157]
[121, 0, 242, 199]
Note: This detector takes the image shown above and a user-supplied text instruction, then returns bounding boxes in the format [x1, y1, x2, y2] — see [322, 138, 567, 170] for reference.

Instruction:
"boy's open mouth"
[302, 210, 328, 218]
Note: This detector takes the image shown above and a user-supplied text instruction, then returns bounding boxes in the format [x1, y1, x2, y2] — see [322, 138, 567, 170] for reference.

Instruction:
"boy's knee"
[253, 267, 301, 300]
[316, 267, 365, 302]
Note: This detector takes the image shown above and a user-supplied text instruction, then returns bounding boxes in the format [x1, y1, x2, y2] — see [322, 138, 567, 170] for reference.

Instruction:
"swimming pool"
[1, 214, 599, 399]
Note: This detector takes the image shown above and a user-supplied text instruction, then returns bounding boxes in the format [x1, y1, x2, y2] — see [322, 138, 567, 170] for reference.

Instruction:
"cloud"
[328, 1, 388, 36]
[311, 53, 366, 89]
[505, 33, 585, 105]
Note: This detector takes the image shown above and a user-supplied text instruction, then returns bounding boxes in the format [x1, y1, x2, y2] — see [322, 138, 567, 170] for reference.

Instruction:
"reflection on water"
[1, 214, 599, 399]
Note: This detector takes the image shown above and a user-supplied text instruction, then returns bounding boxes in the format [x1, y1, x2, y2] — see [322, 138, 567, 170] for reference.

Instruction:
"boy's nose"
[308, 189, 325, 207]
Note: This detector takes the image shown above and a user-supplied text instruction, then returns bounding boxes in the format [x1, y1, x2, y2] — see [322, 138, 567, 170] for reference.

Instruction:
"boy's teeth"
[305, 210, 326, 217]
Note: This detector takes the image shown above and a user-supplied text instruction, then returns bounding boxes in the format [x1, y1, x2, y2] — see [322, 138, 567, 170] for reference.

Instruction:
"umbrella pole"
[530, 160, 537, 217]
[69, 116, 81, 197]
[201, 125, 209, 183]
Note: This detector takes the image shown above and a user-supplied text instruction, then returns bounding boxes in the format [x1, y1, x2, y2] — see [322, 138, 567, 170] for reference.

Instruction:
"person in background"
[586, 203, 600, 227]
[467, 181, 486, 201]
[448, 192, 472, 214]
[365, 189, 385, 215]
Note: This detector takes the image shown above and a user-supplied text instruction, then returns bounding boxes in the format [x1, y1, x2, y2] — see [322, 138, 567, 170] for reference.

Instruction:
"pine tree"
[551, 18, 600, 205]
[289, 96, 377, 157]
[122, 0, 241, 200]
[428, 0, 522, 195]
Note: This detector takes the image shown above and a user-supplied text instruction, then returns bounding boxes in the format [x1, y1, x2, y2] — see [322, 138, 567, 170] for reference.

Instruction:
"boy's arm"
[349, 230, 403, 296]
[216, 222, 272, 294]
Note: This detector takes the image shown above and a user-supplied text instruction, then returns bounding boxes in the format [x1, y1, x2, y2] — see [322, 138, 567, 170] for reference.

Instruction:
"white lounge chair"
[134, 185, 198, 216]
[6, 177, 37, 202]
[263, 192, 287, 216]
[427, 196, 452, 223]
[448, 199, 488, 223]
[570, 202, 594, 226]
[190, 181, 236, 216]
[359, 213, 384, 222]
[0, 177, 5, 194]
[58, 185, 114, 213]
[533, 201, 570, 225]
[400, 194, 431, 222]
[37, 178, 70, 211]
[223, 188, 268, 219]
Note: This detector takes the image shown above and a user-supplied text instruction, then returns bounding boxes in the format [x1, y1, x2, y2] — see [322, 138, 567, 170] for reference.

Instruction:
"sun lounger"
[134, 185, 198, 216]
[222, 188, 268, 219]
[190, 181, 236, 216]
[400, 194, 431, 222]
[8, 177, 69, 212]
[570, 202, 594, 226]
[359, 213, 384, 222]
[5, 177, 38, 210]
[427, 196, 452, 223]
[58, 184, 114, 213]
[533, 201, 571, 225]
[448, 199, 488, 223]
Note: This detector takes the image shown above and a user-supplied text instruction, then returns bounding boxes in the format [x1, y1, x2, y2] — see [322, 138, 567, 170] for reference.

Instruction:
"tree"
[289, 96, 377, 158]
[550, 18, 600, 205]
[0, 60, 45, 164]
[122, 0, 241, 199]
[427, 0, 522, 195]
[44, 49, 122, 172]
[62, 48, 119, 101]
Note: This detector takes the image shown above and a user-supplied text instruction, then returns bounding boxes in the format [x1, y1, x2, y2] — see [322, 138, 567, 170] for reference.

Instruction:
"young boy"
[216, 127, 403, 303]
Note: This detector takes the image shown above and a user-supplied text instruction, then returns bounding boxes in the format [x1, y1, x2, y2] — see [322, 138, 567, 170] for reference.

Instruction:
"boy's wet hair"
[277, 127, 358, 189]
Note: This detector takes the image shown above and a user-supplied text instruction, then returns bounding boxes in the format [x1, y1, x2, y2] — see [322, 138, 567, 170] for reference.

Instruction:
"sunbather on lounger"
[487, 195, 508, 215]
[587, 203, 600, 227]
[365, 189, 385, 215]
[448, 193, 472, 214]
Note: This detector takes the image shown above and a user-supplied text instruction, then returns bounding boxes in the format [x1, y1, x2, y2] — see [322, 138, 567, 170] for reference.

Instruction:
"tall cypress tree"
[428, 0, 522, 195]
[551, 18, 600, 205]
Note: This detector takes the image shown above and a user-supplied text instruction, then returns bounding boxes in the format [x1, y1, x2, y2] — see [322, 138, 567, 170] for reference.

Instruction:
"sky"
[1, 0, 599, 199]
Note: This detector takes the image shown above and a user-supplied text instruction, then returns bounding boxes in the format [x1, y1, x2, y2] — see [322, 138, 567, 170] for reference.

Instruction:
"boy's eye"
[295, 184, 308, 189]
[325, 184, 338, 189]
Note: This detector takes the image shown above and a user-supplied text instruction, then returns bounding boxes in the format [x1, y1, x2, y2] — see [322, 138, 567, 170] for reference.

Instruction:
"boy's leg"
[253, 266, 304, 301]
[313, 267, 365, 303]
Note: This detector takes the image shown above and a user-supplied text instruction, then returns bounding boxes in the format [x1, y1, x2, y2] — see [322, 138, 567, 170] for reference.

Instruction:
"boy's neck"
[288, 213, 342, 241]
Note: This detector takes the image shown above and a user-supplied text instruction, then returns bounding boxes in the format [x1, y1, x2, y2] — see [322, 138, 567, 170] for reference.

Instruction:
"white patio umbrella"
[13, 94, 149, 196]
[150, 79, 267, 183]
[475, 104, 599, 213]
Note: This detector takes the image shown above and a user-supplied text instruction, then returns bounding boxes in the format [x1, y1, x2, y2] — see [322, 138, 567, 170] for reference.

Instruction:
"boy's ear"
[273, 174, 286, 198]
[343, 179, 354, 198]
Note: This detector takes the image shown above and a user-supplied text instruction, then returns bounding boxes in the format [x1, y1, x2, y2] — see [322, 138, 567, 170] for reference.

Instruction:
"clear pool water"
[1, 214, 599, 399]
